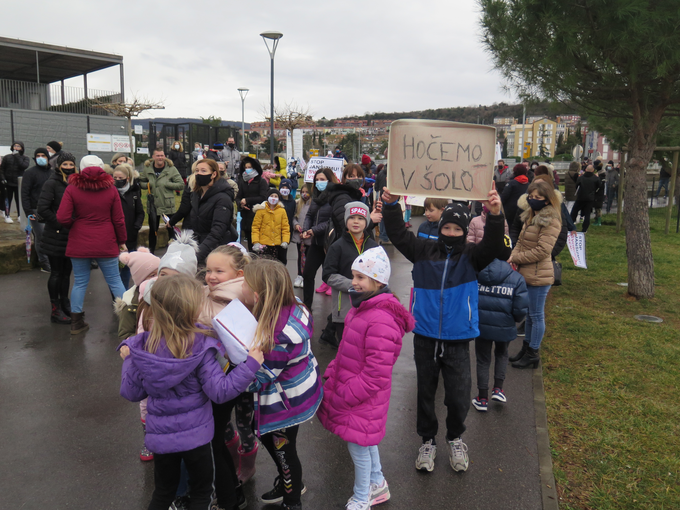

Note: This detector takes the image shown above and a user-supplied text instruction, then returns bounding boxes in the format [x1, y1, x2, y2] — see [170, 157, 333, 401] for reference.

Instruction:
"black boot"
[509, 341, 528, 362]
[60, 297, 71, 317]
[318, 314, 339, 348]
[512, 347, 540, 369]
[50, 300, 71, 324]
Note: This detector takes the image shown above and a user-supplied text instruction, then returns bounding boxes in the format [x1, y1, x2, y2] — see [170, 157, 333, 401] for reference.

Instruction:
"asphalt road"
[0, 223, 542, 510]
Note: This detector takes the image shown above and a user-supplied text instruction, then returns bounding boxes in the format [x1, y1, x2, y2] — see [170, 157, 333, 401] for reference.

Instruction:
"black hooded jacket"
[21, 150, 52, 216]
[118, 181, 145, 251]
[36, 169, 70, 257]
[327, 182, 375, 238]
[236, 158, 269, 231]
[303, 190, 333, 247]
[0, 142, 30, 186]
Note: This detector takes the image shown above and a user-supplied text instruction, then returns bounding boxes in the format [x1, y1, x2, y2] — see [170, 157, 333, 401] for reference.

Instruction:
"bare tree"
[261, 101, 313, 160]
[94, 97, 165, 160]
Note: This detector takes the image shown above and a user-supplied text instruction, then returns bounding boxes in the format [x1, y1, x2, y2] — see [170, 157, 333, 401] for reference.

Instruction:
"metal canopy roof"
[0, 37, 122, 83]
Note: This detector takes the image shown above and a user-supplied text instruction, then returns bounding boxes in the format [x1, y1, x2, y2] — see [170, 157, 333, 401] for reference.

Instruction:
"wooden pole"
[616, 152, 627, 233]
[664, 150, 679, 234]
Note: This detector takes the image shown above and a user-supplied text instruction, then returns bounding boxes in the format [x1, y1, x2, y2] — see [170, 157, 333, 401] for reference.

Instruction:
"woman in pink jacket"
[466, 204, 510, 244]
[318, 247, 415, 510]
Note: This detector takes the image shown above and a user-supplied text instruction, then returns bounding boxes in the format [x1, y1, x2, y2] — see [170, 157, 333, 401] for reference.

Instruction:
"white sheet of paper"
[211, 299, 258, 364]
[566, 232, 587, 269]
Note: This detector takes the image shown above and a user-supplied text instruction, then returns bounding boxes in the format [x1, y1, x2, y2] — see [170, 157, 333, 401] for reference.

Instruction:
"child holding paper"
[118, 274, 264, 510]
[241, 259, 322, 510]
[199, 243, 261, 509]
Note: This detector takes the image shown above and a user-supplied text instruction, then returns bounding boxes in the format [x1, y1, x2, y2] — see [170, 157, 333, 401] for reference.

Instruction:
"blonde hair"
[525, 180, 562, 225]
[209, 245, 251, 272]
[296, 183, 312, 217]
[243, 259, 300, 353]
[112, 163, 134, 183]
[145, 275, 206, 359]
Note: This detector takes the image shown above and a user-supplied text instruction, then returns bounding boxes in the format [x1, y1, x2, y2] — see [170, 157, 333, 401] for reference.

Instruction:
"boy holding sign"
[377, 183, 509, 474]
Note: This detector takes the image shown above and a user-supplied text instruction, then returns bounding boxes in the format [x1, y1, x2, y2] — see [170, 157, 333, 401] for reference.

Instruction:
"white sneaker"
[369, 479, 390, 506]
[294, 275, 304, 288]
[4, 214, 13, 223]
[448, 438, 469, 472]
[346, 496, 370, 510]
[415, 440, 437, 472]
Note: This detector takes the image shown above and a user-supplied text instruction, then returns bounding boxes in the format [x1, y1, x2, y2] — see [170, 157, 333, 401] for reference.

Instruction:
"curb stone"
[534, 366, 560, 510]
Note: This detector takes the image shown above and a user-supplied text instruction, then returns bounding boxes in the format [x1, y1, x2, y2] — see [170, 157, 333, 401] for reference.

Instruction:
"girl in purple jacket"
[317, 247, 415, 510]
[119, 274, 264, 510]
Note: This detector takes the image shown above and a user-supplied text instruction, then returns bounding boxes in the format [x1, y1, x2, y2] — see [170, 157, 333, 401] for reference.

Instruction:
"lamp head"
[260, 31, 283, 40]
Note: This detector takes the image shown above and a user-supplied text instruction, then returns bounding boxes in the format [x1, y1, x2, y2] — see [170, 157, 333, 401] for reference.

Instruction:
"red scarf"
[514, 175, 529, 184]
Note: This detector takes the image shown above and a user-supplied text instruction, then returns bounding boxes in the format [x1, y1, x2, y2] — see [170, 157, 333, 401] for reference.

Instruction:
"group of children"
[114, 175, 530, 510]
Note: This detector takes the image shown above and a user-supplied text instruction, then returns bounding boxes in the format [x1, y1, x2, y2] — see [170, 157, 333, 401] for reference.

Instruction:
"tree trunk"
[624, 122, 658, 299]
[127, 116, 134, 162]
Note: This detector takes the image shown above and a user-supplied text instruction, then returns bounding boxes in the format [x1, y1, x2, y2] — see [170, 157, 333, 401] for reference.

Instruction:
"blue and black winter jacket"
[477, 259, 528, 342]
[383, 203, 510, 341]
[417, 220, 439, 241]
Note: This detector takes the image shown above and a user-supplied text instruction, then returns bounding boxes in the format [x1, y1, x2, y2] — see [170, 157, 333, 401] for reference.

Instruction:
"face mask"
[347, 178, 363, 189]
[12, 150, 19, 155]
[527, 198, 548, 211]
[61, 166, 76, 175]
[114, 179, 128, 189]
[244, 168, 257, 181]
[316, 180, 328, 192]
[195, 173, 213, 187]
[37, 157, 48, 167]
[228, 143, 235, 149]
[280, 188, 290, 196]
[301, 193, 310, 201]
[174, 145, 180, 149]
[440, 234, 465, 251]
[268, 196, 279, 206]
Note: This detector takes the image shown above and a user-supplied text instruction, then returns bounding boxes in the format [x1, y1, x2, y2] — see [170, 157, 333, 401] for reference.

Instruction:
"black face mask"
[195, 173, 213, 187]
[527, 198, 548, 211]
[114, 179, 128, 189]
[440, 234, 466, 252]
[61, 166, 76, 175]
[347, 178, 363, 189]
[227, 143, 235, 149]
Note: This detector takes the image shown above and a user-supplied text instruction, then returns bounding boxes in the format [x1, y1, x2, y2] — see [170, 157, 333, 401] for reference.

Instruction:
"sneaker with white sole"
[369, 479, 390, 506]
[4, 214, 13, 223]
[294, 275, 304, 288]
[415, 440, 437, 472]
[472, 397, 488, 412]
[491, 387, 507, 403]
[346, 497, 370, 510]
[448, 438, 469, 472]
[260, 476, 307, 504]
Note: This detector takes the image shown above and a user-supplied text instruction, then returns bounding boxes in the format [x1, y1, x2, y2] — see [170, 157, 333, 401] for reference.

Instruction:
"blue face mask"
[244, 168, 257, 180]
[316, 180, 328, 191]
[36, 157, 48, 167]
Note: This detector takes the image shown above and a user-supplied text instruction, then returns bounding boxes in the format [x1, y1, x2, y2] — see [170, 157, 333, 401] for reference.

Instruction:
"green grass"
[139, 189, 182, 226]
[545, 207, 680, 509]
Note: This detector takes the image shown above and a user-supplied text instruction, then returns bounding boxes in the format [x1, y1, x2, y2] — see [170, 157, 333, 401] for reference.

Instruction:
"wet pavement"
[0, 219, 543, 510]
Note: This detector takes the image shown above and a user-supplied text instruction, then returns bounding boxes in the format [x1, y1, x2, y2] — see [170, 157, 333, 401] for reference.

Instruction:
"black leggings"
[148, 215, 161, 254]
[261, 426, 302, 505]
[148, 442, 214, 510]
[302, 244, 326, 309]
[47, 255, 72, 302]
[5, 185, 19, 216]
[212, 400, 241, 508]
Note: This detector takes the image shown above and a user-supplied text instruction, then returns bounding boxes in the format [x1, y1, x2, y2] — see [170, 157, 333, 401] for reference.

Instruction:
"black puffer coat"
[118, 181, 145, 251]
[236, 164, 269, 233]
[168, 149, 188, 179]
[500, 177, 529, 226]
[169, 183, 193, 231]
[327, 183, 364, 235]
[172, 178, 235, 263]
[0, 142, 30, 186]
[303, 190, 333, 247]
[21, 163, 52, 216]
[36, 171, 70, 257]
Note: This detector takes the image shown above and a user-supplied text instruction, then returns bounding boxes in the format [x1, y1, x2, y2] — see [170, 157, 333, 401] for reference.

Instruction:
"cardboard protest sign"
[387, 119, 496, 201]
[566, 232, 587, 268]
[304, 157, 344, 183]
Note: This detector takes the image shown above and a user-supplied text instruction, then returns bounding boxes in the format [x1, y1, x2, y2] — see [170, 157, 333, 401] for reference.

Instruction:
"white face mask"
[280, 188, 290, 196]
[268, 196, 279, 206]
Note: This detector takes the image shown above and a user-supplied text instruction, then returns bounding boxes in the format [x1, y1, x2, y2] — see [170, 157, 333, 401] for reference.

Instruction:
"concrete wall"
[0, 108, 127, 164]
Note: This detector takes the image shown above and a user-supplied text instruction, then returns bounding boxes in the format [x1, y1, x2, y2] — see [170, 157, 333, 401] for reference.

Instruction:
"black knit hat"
[438, 202, 470, 237]
[56, 151, 76, 167]
[47, 141, 61, 153]
[34, 147, 48, 160]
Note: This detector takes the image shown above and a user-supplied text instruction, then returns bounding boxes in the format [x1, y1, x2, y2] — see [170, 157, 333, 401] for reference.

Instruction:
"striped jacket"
[248, 301, 322, 435]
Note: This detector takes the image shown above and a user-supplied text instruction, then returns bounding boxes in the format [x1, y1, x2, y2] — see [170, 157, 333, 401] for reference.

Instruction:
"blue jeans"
[347, 442, 385, 503]
[70, 257, 126, 313]
[526, 285, 550, 350]
[379, 219, 389, 242]
[655, 177, 670, 197]
[119, 265, 131, 289]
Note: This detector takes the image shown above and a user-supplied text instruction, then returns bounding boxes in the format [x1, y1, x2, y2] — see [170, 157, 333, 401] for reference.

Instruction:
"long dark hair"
[239, 156, 263, 176]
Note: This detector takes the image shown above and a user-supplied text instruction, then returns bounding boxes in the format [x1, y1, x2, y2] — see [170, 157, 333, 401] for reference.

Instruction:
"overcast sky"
[4, 0, 514, 122]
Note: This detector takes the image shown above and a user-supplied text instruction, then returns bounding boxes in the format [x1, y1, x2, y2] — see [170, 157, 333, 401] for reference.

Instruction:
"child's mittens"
[252, 243, 264, 252]
[280, 242, 288, 249]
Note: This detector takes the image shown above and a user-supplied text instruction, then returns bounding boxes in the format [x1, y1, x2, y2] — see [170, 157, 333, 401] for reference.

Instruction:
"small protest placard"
[211, 299, 258, 364]
[386, 119, 496, 201]
[304, 157, 344, 183]
[566, 232, 587, 268]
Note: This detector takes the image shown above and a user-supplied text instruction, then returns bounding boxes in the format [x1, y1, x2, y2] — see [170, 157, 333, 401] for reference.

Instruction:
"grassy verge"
[545, 206, 680, 509]
[139, 189, 182, 227]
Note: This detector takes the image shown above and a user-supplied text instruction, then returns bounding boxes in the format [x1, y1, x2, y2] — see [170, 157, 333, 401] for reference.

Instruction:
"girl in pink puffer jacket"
[317, 247, 415, 510]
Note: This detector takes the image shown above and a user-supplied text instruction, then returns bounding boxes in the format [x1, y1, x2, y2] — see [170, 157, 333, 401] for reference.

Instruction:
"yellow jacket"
[251, 201, 291, 246]
[269, 157, 288, 188]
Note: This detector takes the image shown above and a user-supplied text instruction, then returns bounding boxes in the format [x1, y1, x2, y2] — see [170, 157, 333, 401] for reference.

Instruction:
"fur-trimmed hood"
[144, 157, 175, 168]
[68, 167, 114, 190]
[519, 194, 562, 227]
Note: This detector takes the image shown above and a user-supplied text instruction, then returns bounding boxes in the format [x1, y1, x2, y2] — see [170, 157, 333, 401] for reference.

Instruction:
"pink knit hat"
[119, 247, 161, 287]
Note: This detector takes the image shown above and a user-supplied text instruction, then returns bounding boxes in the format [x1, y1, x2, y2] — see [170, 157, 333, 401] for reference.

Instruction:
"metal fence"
[0, 78, 120, 115]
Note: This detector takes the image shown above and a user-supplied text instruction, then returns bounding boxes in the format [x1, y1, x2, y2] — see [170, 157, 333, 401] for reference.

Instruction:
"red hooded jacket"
[57, 166, 127, 258]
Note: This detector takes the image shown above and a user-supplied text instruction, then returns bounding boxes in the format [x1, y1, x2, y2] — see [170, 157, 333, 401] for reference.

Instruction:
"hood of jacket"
[68, 167, 114, 190]
[328, 182, 363, 202]
[253, 199, 284, 213]
[478, 258, 514, 286]
[354, 292, 415, 334]
[519, 199, 562, 227]
[144, 158, 175, 169]
[122, 329, 223, 394]
[13, 141, 25, 155]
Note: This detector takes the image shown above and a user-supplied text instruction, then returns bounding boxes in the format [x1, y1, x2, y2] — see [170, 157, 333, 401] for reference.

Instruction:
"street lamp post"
[237, 88, 249, 153]
[260, 31, 283, 163]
